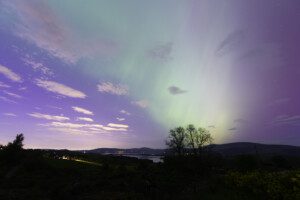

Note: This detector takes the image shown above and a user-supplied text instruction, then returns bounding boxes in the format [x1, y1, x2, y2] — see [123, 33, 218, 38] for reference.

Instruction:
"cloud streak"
[97, 82, 129, 95]
[268, 98, 290, 107]
[131, 100, 149, 108]
[116, 117, 125, 121]
[3, 113, 17, 117]
[72, 106, 93, 115]
[215, 30, 244, 56]
[270, 115, 300, 126]
[107, 123, 129, 129]
[0, 64, 22, 82]
[22, 56, 53, 76]
[36, 79, 86, 98]
[3, 91, 22, 99]
[4, 0, 118, 64]
[120, 110, 130, 115]
[0, 96, 17, 104]
[0, 81, 10, 88]
[28, 112, 70, 121]
[41, 121, 128, 135]
[76, 117, 94, 122]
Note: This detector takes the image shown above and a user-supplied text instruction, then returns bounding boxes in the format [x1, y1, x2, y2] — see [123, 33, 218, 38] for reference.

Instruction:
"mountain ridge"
[82, 142, 300, 157]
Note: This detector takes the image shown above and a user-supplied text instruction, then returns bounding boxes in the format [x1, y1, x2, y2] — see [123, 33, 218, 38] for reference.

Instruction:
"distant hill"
[85, 147, 166, 156]
[82, 142, 300, 157]
[209, 142, 300, 157]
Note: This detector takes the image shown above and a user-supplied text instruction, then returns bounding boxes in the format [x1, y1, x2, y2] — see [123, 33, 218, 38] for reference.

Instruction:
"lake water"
[124, 155, 164, 163]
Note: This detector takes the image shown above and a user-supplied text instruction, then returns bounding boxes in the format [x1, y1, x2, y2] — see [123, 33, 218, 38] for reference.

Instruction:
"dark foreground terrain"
[0, 136, 299, 199]
[0, 150, 299, 199]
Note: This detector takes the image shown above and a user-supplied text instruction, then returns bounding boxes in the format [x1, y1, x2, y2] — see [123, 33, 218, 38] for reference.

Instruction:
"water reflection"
[124, 155, 163, 163]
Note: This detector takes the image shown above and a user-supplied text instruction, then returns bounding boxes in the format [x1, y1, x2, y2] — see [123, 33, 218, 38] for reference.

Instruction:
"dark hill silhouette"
[82, 142, 300, 157]
[209, 142, 300, 157]
[85, 147, 166, 155]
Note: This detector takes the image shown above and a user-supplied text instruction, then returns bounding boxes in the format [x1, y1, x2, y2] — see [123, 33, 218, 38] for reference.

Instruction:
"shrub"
[226, 170, 300, 200]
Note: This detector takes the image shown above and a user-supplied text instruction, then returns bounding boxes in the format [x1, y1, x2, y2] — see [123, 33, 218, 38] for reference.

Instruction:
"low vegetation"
[0, 130, 299, 199]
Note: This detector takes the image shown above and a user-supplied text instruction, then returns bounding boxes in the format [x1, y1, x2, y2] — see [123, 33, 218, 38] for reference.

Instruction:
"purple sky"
[0, 0, 300, 149]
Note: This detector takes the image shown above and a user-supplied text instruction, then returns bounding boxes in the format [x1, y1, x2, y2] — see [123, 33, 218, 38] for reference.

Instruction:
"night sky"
[0, 0, 300, 149]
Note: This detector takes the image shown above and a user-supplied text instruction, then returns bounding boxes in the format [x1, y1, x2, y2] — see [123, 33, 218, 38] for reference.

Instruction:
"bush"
[234, 154, 259, 171]
[226, 170, 300, 200]
[271, 155, 291, 169]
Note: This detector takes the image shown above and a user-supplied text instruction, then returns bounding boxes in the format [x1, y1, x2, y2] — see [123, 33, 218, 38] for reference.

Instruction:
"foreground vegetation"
[0, 134, 299, 199]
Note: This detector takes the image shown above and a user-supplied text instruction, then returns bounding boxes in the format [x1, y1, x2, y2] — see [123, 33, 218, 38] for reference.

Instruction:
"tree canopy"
[166, 125, 213, 155]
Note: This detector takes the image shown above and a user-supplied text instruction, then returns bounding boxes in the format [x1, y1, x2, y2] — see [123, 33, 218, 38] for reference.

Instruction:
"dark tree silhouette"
[194, 127, 213, 154]
[186, 124, 197, 154]
[166, 125, 213, 156]
[1, 134, 25, 165]
[7, 133, 24, 150]
[166, 126, 186, 155]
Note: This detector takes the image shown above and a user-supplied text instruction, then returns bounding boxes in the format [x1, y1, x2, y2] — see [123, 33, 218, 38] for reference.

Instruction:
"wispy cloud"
[76, 117, 94, 122]
[0, 81, 10, 88]
[0, 64, 22, 82]
[3, 113, 17, 117]
[97, 82, 129, 95]
[4, 0, 77, 64]
[72, 106, 93, 115]
[131, 100, 149, 108]
[107, 123, 129, 129]
[47, 127, 94, 135]
[228, 127, 237, 131]
[36, 79, 86, 98]
[270, 115, 300, 126]
[0, 96, 17, 104]
[102, 126, 127, 131]
[18, 87, 27, 91]
[46, 122, 101, 129]
[215, 30, 244, 56]
[3, 91, 22, 99]
[238, 43, 285, 70]
[4, 0, 118, 64]
[28, 112, 70, 121]
[120, 110, 131, 115]
[116, 117, 125, 121]
[148, 42, 173, 62]
[268, 98, 290, 107]
[168, 86, 187, 95]
[22, 56, 53, 76]
[40, 122, 101, 135]
[41, 121, 128, 135]
[47, 105, 62, 110]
